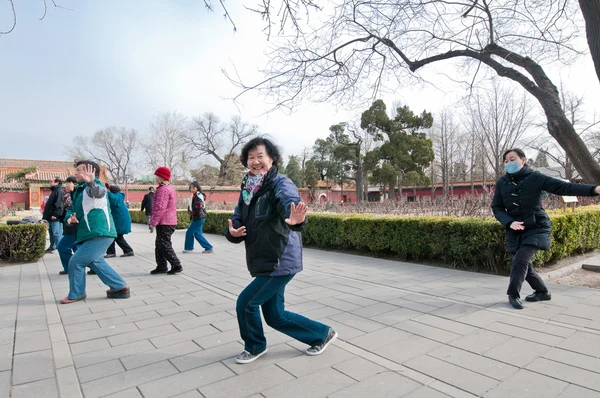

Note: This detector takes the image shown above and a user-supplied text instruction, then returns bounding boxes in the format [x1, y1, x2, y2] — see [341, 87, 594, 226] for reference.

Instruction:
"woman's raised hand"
[228, 219, 247, 237]
[285, 202, 308, 225]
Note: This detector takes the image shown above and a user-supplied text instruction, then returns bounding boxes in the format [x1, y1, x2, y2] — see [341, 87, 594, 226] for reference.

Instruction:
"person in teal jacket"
[105, 185, 134, 258]
[61, 160, 130, 304]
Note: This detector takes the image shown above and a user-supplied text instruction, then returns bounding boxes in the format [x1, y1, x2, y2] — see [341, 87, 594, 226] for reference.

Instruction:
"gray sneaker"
[235, 348, 268, 364]
[203, 249, 214, 254]
[306, 328, 338, 356]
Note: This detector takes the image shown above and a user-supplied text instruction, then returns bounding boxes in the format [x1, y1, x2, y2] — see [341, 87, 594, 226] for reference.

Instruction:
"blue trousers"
[57, 234, 77, 272]
[236, 274, 330, 354]
[67, 237, 127, 299]
[48, 221, 63, 250]
[184, 219, 213, 251]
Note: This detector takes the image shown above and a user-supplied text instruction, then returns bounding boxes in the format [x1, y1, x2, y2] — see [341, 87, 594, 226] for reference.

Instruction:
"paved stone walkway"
[3, 224, 600, 397]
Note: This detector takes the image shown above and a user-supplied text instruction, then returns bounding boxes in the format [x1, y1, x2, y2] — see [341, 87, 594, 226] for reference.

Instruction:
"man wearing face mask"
[492, 148, 600, 310]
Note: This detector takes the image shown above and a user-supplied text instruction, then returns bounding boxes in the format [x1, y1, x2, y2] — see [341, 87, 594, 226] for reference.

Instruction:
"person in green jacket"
[60, 160, 130, 304]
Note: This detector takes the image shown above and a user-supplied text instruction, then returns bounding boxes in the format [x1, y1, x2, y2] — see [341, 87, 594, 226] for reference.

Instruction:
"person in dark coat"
[491, 148, 600, 310]
[226, 137, 337, 364]
[43, 177, 65, 253]
[140, 186, 155, 233]
[57, 176, 78, 275]
[105, 185, 134, 258]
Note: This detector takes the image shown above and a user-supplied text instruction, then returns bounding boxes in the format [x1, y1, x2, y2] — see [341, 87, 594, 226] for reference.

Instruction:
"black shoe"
[167, 267, 183, 275]
[525, 291, 552, 302]
[150, 268, 168, 275]
[87, 270, 96, 275]
[104, 254, 116, 258]
[120, 252, 134, 257]
[59, 271, 68, 275]
[107, 286, 130, 299]
[45, 248, 54, 254]
[509, 296, 524, 310]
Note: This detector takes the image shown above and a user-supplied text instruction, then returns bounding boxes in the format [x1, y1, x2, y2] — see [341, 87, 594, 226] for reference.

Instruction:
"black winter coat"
[225, 167, 306, 277]
[42, 185, 64, 221]
[140, 192, 154, 215]
[491, 166, 598, 253]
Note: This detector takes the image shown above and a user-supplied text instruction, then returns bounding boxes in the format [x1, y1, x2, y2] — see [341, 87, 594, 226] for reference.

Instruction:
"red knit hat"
[154, 166, 171, 181]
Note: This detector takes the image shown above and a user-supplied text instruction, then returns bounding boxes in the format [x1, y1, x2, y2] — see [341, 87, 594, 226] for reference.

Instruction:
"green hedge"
[0, 224, 46, 263]
[129, 206, 600, 273]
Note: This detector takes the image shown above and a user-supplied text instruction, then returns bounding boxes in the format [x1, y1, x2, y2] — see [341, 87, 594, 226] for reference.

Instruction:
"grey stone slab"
[103, 388, 143, 398]
[68, 322, 139, 344]
[170, 391, 203, 398]
[70, 337, 111, 356]
[192, 328, 241, 349]
[300, 305, 344, 320]
[170, 341, 241, 372]
[374, 334, 441, 364]
[329, 312, 387, 333]
[352, 302, 400, 318]
[369, 307, 423, 325]
[449, 329, 513, 354]
[62, 309, 126, 326]
[557, 385, 600, 398]
[543, 347, 600, 373]
[501, 316, 576, 338]
[73, 339, 155, 368]
[328, 371, 422, 398]
[12, 349, 55, 385]
[16, 318, 48, 333]
[52, 340, 74, 369]
[12, 378, 59, 398]
[96, 311, 160, 328]
[429, 303, 480, 320]
[199, 364, 295, 398]
[406, 386, 454, 398]
[122, 340, 202, 370]
[429, 346, 518, 381]
[0, 343, 12, 372]
[81, 360, 179, 398]
[77, 359, 126, 383]
[150, 324, 219, 348]
[455, 309, 513, 328]
[332, 356, 387, 382]
[108, 323, 178, 346]
[263, 367, 356, 398]
[557, 331, 600, 357]
[412, 314, 478, 336]
[0, 370, 9, 398]
[526, 357, 600, 392]
[390, 298, 439, 313]
[64, 320, 101, 334]
[404, 355, 498, 396]
[133, 310, 197, 330]
[13, 329, 51, 354]
[394, 320, 462, 343]
[484, 337, 551, 368]
[485, 369, 569, 398]
[347, 326, 411, 351]
[211, 318, 239, 332]
[319, 297, 364, 312]
[56, 366, 83, 398]
[484, 322, 565, 346]
[171, 311, 235, 331]
[277, 345, 354, 378]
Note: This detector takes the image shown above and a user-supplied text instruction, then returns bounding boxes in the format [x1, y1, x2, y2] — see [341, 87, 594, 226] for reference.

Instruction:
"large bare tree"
[143, 111, 189, 180]
[228, 0, 600, 182]
[69, 126, 138, 183]
[432, 109, 460, 195]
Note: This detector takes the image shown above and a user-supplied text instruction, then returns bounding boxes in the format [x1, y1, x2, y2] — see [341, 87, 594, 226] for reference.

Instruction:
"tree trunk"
[580, 0, 600, 83]
[355, 148, 363, 203]
[565, 156, 573, 181]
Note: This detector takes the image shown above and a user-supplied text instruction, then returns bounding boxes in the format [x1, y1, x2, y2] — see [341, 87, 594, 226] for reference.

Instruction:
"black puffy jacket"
[491, 166, 597, 253]
[42, 185, 64, 221]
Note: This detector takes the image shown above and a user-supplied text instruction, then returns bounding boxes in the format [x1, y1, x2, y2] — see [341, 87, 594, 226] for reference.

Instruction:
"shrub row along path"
[3, 224, 600, 397]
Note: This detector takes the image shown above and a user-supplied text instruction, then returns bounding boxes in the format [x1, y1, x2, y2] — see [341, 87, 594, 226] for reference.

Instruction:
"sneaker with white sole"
[306, 328, 338, 356]
[235, 348, 268, 364]
[203, 249, 213, 254]
[182, 250, 193, 253]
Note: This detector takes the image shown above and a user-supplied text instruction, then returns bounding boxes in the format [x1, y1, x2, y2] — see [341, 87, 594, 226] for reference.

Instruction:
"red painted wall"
[0, 192, 29, 209]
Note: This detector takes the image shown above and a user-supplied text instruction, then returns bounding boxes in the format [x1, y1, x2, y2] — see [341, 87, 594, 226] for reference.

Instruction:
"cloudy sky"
[1, 0, 598, 168]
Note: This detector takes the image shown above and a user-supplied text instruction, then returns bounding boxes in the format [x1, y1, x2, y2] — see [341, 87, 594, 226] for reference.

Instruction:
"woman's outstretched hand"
[510, 221, 525, 231]
[285, 202, 308, 225]
[228, 219, 247, 237]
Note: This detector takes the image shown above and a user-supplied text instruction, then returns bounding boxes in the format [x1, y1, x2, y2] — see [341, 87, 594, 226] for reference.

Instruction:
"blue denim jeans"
[184, 219, 213, 251]
[48, 221, 63, 250]
[67, 237, 127, 299]
[57, 234, 77, 272]
[236, 274, 330, 354]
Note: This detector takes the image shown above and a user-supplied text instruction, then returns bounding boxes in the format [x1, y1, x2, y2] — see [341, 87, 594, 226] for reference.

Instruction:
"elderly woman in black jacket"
[492, 148, 600, 309]
[226, 137, 337, 364]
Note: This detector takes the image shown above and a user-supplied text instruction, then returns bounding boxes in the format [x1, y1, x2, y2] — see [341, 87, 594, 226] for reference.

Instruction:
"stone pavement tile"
[81, 360, 179, 398]
[485, 369, 569, 398]
[332, 356, 387, 381]
[352, 303, 400, 318]
[449, 329, 512, 354]
[170, 341, 241, 372]
[70, 337, 111, 356]
[211, 318, 239, 332]
[227, 342, 302, 375]
[108, 323, 178, 346]
[103, 388, 143, 398]
[58, 306, 92, 318]
[543, 347, 600, 373]
[56, 366, 83, 398]
[193, 328, 241, 349]
[412, 314, 479, 336]
[262, 367, 356, 398]
[374, 334, 441, 364]
[0, 343, 12, 371]
[455, 309, 513, 328]
[158, 302, 231, 318]
[483, 337, 551, 368]
[73, 339, 155, 368]
[328, 371, 422, 398]
[334, 293, 379, 307]
[170, 391, 203, 398]
[64, 320, 100, 334]
[11, 378, 59, 398]
[429, 346, 518, 381]
[395, 320, 462, 344]
[53, 340, 74, 369]
[561, 304, 600, 321]
[121, 340, 201, 370]
[389, 298, 439, 313]
[582, 318, 600, 331]
[0, 370, 9, 398]
[429, 303, 480, 320]
[557, 331, 600, 357]
[399, 294, 454, 309]
[13, 329, 51, 354]
[62, 309, 127, 326]
[319, 317, 366, 340]
[510, 302, 567, 320]
[16, 317, 48, 333]
[559, 287, 597, 299]
[370, 307, 425, 326]
[49, 323, 66, 343]
[199, 364, 294, 398]
[77, 359, 126, 383]
[346, 326, 411, 351]
[483, 322, 565, 346]
[501, 316, 576, 338]
[68, 322, 139, 344]
[406, 386, 453, 398]
[404, 355, 498, 396]
[557, 385, 600, 398]
[150, 324, 219, 348]
[97, 310, 161, 328]
[527, 358, 600, 392]
[171, 311, 234, 331]
[277, 345, 355, 378]
[552, 314, 592, 328]
[301, 305, 344, 321]
[122, 300, 173, 315]
[328, 312, 386, 333]
[285, 300, 327, 314]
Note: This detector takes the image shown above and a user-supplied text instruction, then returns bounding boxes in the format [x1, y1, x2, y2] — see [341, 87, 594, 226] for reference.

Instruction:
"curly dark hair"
[240, 137, 281, 168]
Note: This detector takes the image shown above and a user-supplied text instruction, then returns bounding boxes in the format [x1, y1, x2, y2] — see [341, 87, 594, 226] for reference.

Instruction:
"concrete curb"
[541, 253, 600, 281]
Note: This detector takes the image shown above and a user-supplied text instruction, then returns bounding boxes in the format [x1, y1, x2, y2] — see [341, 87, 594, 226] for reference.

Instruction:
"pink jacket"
[150, 183, 178, 226]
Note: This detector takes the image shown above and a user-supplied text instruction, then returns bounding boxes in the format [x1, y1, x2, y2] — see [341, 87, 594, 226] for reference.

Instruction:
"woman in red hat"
[149, 166, 182, 274]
